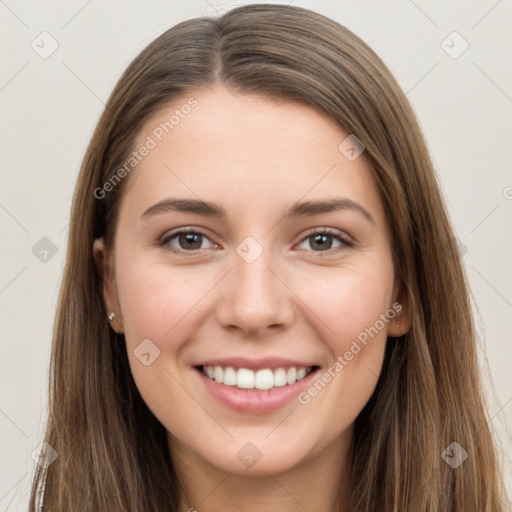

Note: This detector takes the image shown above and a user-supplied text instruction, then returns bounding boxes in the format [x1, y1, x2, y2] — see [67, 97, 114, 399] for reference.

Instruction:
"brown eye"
[297, 228, 353, 254]
[161, 229, 216, 252]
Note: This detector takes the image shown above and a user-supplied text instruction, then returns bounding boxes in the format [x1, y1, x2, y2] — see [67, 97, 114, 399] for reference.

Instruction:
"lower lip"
[196, 368, 318, 413]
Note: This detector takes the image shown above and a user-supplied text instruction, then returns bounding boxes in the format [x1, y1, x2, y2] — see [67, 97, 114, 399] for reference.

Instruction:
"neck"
[171, 428, 352, 512]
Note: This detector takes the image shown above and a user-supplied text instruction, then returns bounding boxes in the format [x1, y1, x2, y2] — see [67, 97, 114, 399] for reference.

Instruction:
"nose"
[215, 249, 295, 338]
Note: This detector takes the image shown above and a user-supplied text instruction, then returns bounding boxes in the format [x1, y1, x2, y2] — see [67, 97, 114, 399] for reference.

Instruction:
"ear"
[93, 238, 123, 334]
[387, 279, 412, 338]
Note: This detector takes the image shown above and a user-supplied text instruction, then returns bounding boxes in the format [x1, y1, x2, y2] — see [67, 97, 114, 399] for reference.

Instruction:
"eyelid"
[298, 226, 354, 245]
[294, 227, 354, 255]
[159, 227, 219, 251]
[159, 226, 354, 254]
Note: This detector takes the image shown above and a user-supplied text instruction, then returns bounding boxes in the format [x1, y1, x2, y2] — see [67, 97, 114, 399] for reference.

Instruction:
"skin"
[94, 84, 411, 512]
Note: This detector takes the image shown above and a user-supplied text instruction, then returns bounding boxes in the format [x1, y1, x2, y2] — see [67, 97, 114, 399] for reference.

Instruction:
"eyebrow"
[140, 197, 375, 224]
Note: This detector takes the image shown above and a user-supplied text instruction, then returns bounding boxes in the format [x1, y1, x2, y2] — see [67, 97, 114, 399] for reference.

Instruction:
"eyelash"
[159, 227, 354, 256]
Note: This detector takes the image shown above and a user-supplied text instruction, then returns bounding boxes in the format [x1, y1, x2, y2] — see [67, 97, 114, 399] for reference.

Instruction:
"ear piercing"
[108, 312, 123, 334]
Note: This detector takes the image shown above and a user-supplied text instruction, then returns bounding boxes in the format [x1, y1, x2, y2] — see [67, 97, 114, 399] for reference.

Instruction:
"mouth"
[195, 364, 320, 392]
[193, 362, 321, 413]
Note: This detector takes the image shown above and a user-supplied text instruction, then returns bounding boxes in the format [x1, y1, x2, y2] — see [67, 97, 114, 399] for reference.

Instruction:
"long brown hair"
[29, 4, 508, 511]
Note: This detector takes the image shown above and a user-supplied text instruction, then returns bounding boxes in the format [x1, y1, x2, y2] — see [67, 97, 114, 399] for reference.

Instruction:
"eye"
[160, 229, 217, 253]
[296, 228, 353, 255]
[159, 227, 353, 255]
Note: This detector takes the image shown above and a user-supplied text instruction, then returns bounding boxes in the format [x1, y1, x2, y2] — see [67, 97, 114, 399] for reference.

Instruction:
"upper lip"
[194, 357, 318, 370]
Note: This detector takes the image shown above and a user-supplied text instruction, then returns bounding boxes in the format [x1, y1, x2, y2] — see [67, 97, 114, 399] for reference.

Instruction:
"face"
[94, 84, 410, 477]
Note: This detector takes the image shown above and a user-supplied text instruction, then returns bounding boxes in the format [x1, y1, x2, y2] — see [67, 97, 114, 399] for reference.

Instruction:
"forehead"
[119, 85, 384, 223]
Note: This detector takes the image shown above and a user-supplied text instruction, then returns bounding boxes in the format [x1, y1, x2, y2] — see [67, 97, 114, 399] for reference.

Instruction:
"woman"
[29, 3, 508, 511]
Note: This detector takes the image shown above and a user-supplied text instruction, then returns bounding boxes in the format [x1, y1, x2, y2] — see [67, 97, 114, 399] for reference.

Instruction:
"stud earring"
[108, 311, 124, 334]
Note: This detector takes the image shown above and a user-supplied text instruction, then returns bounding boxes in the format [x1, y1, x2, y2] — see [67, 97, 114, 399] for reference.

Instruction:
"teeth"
[223, 366, 237, 386]
[201, 365, 312, 390]
[273, 368, 287, 387]
[254, 369, 274, 390]
[286, 367, 297, 385]
[237, 368, 254, 389]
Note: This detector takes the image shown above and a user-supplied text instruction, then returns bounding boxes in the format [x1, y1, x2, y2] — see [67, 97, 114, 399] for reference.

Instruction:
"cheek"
[116, 255, 208, 346]
[293, 259, 395, 353]
[114, 259, 207, 424]
[291, 260, 394, 423]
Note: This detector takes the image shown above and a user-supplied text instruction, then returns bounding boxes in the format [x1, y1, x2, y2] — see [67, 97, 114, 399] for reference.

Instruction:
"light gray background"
[1, 0, 511, 509]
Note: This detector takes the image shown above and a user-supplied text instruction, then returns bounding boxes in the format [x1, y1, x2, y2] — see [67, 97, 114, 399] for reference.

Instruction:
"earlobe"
[387, 315, 410, 338]
[387, 282, 412, 338]
[92, 238, 124, 333]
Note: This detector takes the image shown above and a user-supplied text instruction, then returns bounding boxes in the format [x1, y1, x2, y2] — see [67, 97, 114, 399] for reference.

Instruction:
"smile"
[200, 365, 315, 391]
